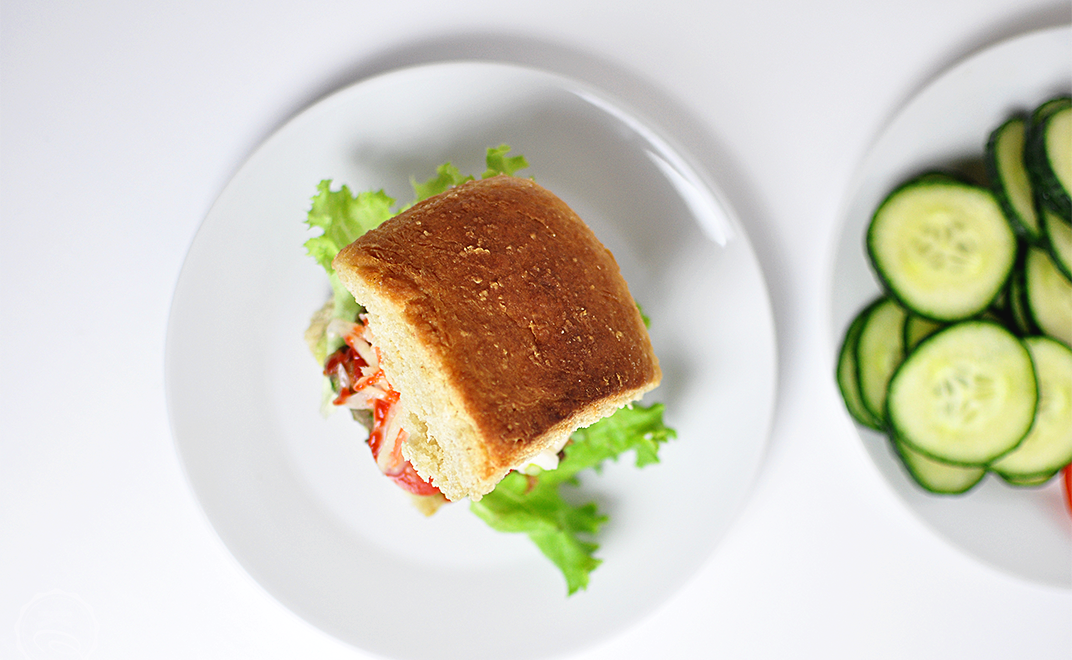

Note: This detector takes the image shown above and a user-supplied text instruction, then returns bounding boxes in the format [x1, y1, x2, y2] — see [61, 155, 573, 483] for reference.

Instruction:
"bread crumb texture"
[333, 176, 661, 500]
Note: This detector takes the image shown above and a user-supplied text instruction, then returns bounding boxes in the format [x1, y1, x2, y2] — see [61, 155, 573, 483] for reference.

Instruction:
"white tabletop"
[3, 1, 1070, 658]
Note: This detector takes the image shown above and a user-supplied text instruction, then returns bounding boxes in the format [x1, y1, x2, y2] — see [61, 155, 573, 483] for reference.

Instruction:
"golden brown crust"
[333, 175, 660, 498]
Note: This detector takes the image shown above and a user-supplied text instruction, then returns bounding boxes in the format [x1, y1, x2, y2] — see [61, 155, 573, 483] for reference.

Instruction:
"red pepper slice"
[1062, 464, 1071, 517]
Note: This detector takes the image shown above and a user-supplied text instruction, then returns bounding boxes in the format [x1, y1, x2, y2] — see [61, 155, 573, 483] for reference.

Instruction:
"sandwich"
[304, 147, 674, 592]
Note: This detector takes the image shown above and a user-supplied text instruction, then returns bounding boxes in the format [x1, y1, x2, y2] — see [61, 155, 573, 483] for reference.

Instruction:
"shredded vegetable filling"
[324, 317, 439, 496]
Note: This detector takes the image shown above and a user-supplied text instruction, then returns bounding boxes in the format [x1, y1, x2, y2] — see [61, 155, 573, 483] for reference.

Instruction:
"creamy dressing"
[517, 435, 572, 475]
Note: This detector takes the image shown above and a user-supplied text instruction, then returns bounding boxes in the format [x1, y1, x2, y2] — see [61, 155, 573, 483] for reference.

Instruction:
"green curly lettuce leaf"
[304, 181, 395, 333]
[409, 162, 470, 204]
[304, 182, 396, 274]
[471, 403, 676, 595]
[408, 144, 530, 204]
[482, 143, 530, 179]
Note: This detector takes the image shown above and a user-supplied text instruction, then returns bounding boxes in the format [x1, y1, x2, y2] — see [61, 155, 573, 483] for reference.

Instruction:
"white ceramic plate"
[829, 27, 1072, 588]
[166, 61, 777, 659]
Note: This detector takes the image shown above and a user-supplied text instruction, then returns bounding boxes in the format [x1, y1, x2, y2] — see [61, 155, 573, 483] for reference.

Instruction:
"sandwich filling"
[323, 316, 439, 497]
[323, 314, 565, 498]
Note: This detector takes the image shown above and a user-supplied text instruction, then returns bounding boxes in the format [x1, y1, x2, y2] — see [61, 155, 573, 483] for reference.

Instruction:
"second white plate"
[167, 61, 777, 658]
[829, 27, 1072, 588]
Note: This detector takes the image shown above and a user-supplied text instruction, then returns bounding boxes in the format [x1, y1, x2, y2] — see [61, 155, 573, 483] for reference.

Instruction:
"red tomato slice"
[389, 462, 441, 496]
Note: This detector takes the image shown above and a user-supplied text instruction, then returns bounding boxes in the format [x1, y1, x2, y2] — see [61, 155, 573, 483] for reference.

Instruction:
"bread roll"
[333, 175, 661, 501]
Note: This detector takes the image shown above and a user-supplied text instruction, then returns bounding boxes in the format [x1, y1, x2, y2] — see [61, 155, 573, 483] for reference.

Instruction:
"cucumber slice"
[1024, 246, 1072, 346]
[903, 314, 943, 351]
[837, 302, 884, 430]
[990, 336, 1072, 478]
[1041, 205, 1072, 280]
[1026, 105, 1072, 220]
[1006, 263, 1036, 336]
[887, 321, 1037, 465]
[893, 438, 986, 494]
[996, 469, 1060, 487]
[867, 177, 1017, 321]
[856, 297, 907, 424]
[987, 116, 1041, 242]
[1031, 96, 1071, 125]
